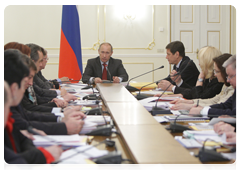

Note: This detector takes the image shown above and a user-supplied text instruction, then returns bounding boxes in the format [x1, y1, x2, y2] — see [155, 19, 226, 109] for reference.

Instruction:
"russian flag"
[59, 5, 83, 81]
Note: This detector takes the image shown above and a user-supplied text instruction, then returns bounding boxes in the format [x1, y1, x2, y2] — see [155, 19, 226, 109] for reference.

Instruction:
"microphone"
[52, 140, 120, 164]
[151, 60, 193, 115]
[81, 83, 97, 100]
[84, 100, 112, 136]
[168, 114, 192, 133]
[135, 79, 162, 100]
[125, 65, 164, 92]
[103, 66, 113, 83]
[198, 138, 232, 162]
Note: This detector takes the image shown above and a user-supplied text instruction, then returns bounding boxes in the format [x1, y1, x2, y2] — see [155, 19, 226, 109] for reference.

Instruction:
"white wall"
[4, 5, 236, 82]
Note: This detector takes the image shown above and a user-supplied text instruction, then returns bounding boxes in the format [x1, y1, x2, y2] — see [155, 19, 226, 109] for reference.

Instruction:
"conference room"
[4, 4, 237, 168]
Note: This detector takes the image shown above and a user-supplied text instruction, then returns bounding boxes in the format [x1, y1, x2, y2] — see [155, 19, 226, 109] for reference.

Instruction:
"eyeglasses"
[226, 74, 236, 81]
[213, 69, 221, 74]
[43, 57, 49, 61]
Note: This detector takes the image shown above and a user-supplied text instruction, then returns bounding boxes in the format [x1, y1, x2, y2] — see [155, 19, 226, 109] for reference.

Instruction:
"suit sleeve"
[116, 60, 129, 82]
[33, 83, 57, 98]
[82, 59, 94, 84]
[34, 75, 52, 90]
[208, 90, 236, 116]
[22, 95, 54, 112]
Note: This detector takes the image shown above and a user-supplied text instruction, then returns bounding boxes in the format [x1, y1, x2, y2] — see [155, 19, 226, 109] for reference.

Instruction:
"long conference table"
[95, 83, 201, 164]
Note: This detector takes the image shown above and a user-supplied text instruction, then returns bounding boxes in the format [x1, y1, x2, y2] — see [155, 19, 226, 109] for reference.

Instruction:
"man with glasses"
[189, 55, 236, 117]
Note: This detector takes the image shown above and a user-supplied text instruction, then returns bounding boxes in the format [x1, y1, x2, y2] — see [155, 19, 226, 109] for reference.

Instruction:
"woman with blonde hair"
[170, 53, 234, 110]
[155, 46, 224, 99]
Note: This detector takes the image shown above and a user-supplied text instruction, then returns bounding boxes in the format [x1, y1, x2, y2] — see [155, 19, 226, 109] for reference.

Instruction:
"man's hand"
[62, 110, 86, 122]
[45, 145, 63, 161]
[60, 88, 67, 96]
[214, 122, 235, 135]
[170, 103, 194, 111]
[65, 118, 85, 135]
[94, 77, 102, 84]
[189, 105, 203, 115]
[157, 80, 174, 91]
[52, 98, 68, 108]
[112, 76, 120, 83]
[63, 105, 82, 112]
[20, 128, 46, 140]
[62, 93, 77, 102]
[60, 77, 70, 82]
[170, 70, 182, 84]
[225, 132, 236, 143]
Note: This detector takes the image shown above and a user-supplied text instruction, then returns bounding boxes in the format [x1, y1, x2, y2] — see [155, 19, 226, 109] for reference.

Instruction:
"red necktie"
[102, 63, 107, 80]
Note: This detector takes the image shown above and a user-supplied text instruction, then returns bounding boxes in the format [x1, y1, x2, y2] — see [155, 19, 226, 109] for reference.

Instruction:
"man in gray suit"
[82, 42, 128, 84]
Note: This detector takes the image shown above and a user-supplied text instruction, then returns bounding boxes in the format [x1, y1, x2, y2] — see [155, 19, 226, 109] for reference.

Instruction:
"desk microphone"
[125, 65, 164, 92]
[50, 140, 115, 167]
[135, 79, 162, 100]
[81, 83, 97, 100]
[197, 138, 232, 162]
[151, 60, 192, 115]
[168, 114, 192, 133]
[105, 66, 113, 83]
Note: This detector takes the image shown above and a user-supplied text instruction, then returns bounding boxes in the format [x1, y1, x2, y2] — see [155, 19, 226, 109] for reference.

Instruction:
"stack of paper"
[188, 123, 214, 131]
[164, 115, 209, 122]
[139, 97, 173, 111]
[33, 134, 87, 149]
[79, 121, 98, 135]
[183, 130, 236, 145]
[84, 116, 111, 125]
[174, 136, 203, 148]
[58, 145, 108, 164]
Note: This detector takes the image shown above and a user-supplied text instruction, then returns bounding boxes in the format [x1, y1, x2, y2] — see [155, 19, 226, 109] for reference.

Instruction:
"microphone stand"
[198, 138, 232, 162]
[135, 79, 162, 100]
[125, 66, 164, 92]
[151, 60, 193, 115]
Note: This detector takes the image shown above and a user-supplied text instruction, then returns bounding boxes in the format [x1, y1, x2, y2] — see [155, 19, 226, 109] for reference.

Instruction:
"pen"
[196, 99, 199, 107]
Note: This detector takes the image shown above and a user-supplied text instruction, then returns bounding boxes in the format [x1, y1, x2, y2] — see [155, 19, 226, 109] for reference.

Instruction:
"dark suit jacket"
[11, 104, 68, 135]
[4, 128, 47, 164]
[4, 146, 27, 164]
[208, 90, 236, 116]
[22, 90, 57, 112]
[82, 56, 129, 83]
[33, 83, 57, 98]
[34, 72, 52, 89]
[178, 78, 223, 99]
[37, 71, 54, 88]
[164, 56, 199, 88]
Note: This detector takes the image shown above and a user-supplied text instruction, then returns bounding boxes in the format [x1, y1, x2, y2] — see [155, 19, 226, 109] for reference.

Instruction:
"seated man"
[158, 41, 199, 92]
[35, 45, 71, 89]
[82, 42, 129, 84]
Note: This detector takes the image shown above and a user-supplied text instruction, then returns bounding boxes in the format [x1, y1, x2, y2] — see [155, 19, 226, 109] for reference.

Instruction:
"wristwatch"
[198, 78, 203, 82]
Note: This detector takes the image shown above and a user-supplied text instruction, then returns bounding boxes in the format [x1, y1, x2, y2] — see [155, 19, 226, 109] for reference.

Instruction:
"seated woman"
[155, 46, 224, 100]
[170, 53, 234, 111]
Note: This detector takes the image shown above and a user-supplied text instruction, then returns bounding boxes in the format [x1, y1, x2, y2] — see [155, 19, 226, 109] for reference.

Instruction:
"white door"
[171, 5, 231, 71]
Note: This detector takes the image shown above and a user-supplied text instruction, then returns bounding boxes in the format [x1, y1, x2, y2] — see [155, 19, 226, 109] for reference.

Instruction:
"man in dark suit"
[189, 55, 236, 116]
[157, 41, 199, 92]
[82, 42, 128, 84]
